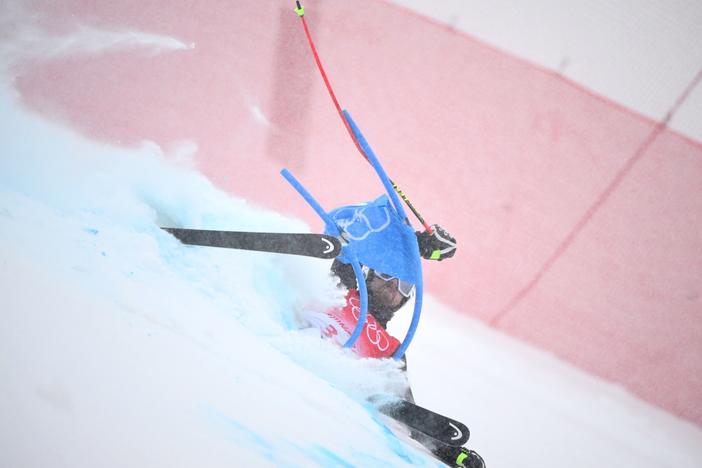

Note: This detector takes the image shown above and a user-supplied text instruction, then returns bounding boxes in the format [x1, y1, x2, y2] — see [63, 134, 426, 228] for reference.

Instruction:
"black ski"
[370, 396, 470, 447]
[162, 228, 342, 259]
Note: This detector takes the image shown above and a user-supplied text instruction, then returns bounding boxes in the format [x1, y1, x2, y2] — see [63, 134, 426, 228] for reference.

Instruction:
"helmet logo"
[449, 422, 463, 441]
[321, 238, 335, 254]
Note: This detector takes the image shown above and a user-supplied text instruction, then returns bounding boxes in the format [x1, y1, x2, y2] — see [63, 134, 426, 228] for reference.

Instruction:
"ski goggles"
[375, 272, 415, 298]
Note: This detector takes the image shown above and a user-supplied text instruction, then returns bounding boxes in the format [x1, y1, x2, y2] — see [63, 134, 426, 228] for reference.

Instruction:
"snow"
[0, 85, 420, 467]
[2, 4, 702, 468]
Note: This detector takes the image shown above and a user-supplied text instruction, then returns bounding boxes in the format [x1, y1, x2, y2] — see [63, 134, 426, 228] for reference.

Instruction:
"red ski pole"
[294, 1, 432, 233]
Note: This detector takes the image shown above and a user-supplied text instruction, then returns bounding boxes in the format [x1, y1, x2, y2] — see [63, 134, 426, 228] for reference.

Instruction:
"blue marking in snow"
[199, 403, 273, 453]
[308, 445, 355, 468]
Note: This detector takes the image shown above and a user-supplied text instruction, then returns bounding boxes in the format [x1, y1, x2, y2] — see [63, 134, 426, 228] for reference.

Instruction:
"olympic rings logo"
[332, 204, 391, 241]
[348, 296, 391, 352]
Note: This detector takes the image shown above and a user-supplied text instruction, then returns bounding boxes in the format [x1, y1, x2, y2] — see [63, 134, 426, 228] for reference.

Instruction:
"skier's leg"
[401, 357, 485, 467]
[430, 443, 486, 468]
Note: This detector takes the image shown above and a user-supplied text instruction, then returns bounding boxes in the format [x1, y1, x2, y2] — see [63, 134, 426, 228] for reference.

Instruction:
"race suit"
[301, 288, 400, 358]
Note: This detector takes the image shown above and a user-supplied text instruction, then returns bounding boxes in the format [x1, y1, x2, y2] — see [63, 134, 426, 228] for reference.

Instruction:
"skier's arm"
[416, 224, 457, 261]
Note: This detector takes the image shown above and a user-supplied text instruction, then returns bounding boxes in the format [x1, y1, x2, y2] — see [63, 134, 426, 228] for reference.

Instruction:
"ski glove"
[416, 224, 457, 261]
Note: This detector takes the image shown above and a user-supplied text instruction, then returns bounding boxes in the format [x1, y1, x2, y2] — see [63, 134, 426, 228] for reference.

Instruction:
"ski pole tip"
[295, 1, 305, 16]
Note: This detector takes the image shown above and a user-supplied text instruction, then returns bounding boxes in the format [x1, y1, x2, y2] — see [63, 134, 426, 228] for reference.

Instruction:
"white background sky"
[389, 0, 702, 142]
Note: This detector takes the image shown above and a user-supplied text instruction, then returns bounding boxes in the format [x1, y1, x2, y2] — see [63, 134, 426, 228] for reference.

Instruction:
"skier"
[299, 221, 485, 468]
[322, 224, 455, 355]
[300, 223, 457, 358]
[289, 4, 484, 462]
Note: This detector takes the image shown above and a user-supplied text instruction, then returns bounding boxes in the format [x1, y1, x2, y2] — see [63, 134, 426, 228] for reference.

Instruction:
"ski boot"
[454, 447, 485, 468]
[433, 445, 485, 468]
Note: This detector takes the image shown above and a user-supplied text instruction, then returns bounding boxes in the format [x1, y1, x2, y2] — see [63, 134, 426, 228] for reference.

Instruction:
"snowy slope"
[3, 75, 702, 468]
[0, 86, 430, 467]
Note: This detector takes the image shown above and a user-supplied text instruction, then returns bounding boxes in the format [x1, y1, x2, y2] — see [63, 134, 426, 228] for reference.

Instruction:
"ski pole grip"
[294, 1, 304, 16]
